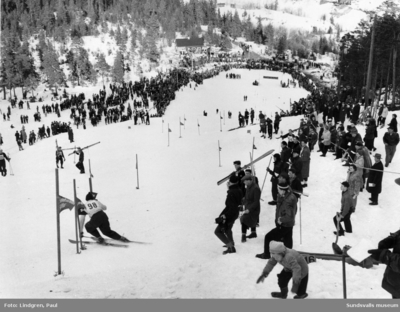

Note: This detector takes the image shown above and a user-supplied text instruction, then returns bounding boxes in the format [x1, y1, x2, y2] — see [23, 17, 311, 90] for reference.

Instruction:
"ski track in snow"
[0, 68, 397, 299]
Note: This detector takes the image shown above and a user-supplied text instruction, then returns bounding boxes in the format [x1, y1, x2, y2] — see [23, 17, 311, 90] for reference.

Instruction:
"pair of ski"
[69, 236, 150, 248]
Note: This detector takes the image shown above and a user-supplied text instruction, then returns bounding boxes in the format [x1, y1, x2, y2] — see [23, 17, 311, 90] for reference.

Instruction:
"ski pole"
[260, 156, 272, 196]
[8, 154, 14, 176]
[299, 196, 302, 245]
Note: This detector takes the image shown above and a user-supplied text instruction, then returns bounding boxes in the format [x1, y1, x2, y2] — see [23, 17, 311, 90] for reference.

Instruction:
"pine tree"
[112, 51, 125, 83]
[277, 34, 287, 55]
[42, 43, 65, 91]
[15, 40, 40, 96]
[0, 28, 20, 97]
[96, 53, 110, 86]
[145, 12, 160, 63]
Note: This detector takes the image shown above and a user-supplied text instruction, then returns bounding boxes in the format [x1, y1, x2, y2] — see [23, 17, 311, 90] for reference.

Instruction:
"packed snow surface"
[0, 68, 397, 298]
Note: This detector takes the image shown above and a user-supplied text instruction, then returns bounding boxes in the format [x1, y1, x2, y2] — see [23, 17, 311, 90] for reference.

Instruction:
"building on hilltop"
[216, 0, 236, 8]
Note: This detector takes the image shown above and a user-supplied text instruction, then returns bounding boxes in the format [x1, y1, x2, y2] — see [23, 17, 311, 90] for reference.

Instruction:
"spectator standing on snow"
[214, 174, 243, 255]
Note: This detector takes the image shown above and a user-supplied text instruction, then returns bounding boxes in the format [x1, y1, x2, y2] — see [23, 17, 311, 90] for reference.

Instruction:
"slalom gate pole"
[73, 179, 80, 254]
[218, 140, 221, 167]
[55, 169, 62, 275]
[299, 197, 302, 245]
[8, 154, 14, 176]
[74, 145, 76, 163]
[179, 118, 182, 138]
[343, 254, 347, 299]
[197, 119, 200, 135]
[136, 154, 139, 190]
[220, 113, 222, 132]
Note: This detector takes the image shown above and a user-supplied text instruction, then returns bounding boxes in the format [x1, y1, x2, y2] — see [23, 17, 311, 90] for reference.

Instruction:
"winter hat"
[281, 141, 288, 146]
[269, 241, 286, 254]
[233, 160, 241, 165]
[86, 192, 98, 201]
[374, 153, 382, 160]
[350, 128, 358, 133]
[341, 181, 350, 188]
[242, 175, 253, 182]
[229, 175, 239, 184]
[278, 182, 290, 190]
[355, 141, 363, 147]
[244, 169, 252, 173]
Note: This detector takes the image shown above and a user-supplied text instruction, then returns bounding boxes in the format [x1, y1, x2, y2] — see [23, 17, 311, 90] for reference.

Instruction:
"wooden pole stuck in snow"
[179, 118, 182, 138]
[220, 113, 222, 132]
[197, 119, 200, 135]
[218, 140, 221, 167]
[73, 179, 80, 254]
[136, 154, 139, 190]
[55, 169, 62, 275]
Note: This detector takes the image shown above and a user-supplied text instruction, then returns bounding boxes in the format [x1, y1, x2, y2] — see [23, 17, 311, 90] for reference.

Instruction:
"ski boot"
[241, 234, 246, 243]
[222, 246, 236, 255]
[271, 287, 288, 299]
[294, 293, 308, 299]
[96, 237, 105, 244]
[119, 236, 130, 242]
[247, 232, 257, 239]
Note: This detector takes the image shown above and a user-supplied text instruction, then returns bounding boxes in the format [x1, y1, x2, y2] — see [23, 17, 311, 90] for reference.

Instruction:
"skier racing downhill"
[78, 191, 130, 244]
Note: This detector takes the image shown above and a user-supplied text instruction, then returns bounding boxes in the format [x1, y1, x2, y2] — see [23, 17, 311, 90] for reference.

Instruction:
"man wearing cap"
[240, 174, 261, 242]
[73, 147, 85, 174]
[79, 191, 129, 243]
[366, 154, 384, 205]
[383, 126, 399, 167]
[300, 139, 310, 187]
[256, 241, 309, 299]
[333, 182, 354, 236]
[288, 169, 303, 199]
[256, 182, 298, 260]
[0, 149, 11, 176]
[215, 175, 243, 255]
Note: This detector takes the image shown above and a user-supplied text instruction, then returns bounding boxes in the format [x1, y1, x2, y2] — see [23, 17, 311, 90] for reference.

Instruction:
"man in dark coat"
[233, 160, 246, 196]
[280, 141, 291, 165]
[288, 168, 303, 199]
[256, 182, 298, 260]
[351, 102, 361, 124]
[215, 175, 243, 255]
[383, 126, 400, 167]
[366, 153, 384, 205]
[368, 229, 400, 298]
[290, 151, 303, 182]
[68, 127, 74, 143]
[240, 175, 261, 242]
[388, 114, 398, 133]
[73, 147, 85, 174]
[0, 149, 11, 176]
[267, 154, 288, 206]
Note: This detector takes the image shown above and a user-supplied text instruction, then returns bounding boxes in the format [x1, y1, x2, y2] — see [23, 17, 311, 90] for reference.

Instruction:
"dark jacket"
[281, 146, 291, 164]
[290, 156, 303, 181]
[220, 184, 243, 224]
[377, 230, 400, 298]
[388, 117, 398, 133]
[275, 190, 298, 227]
[269, 156, 288, 182]
[240, 180, 261, 228]
[74, 150, 84, 162]
[289, 177, 303, 199]
[366, 161, 384, 194]
[383, 132, 400, 146]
